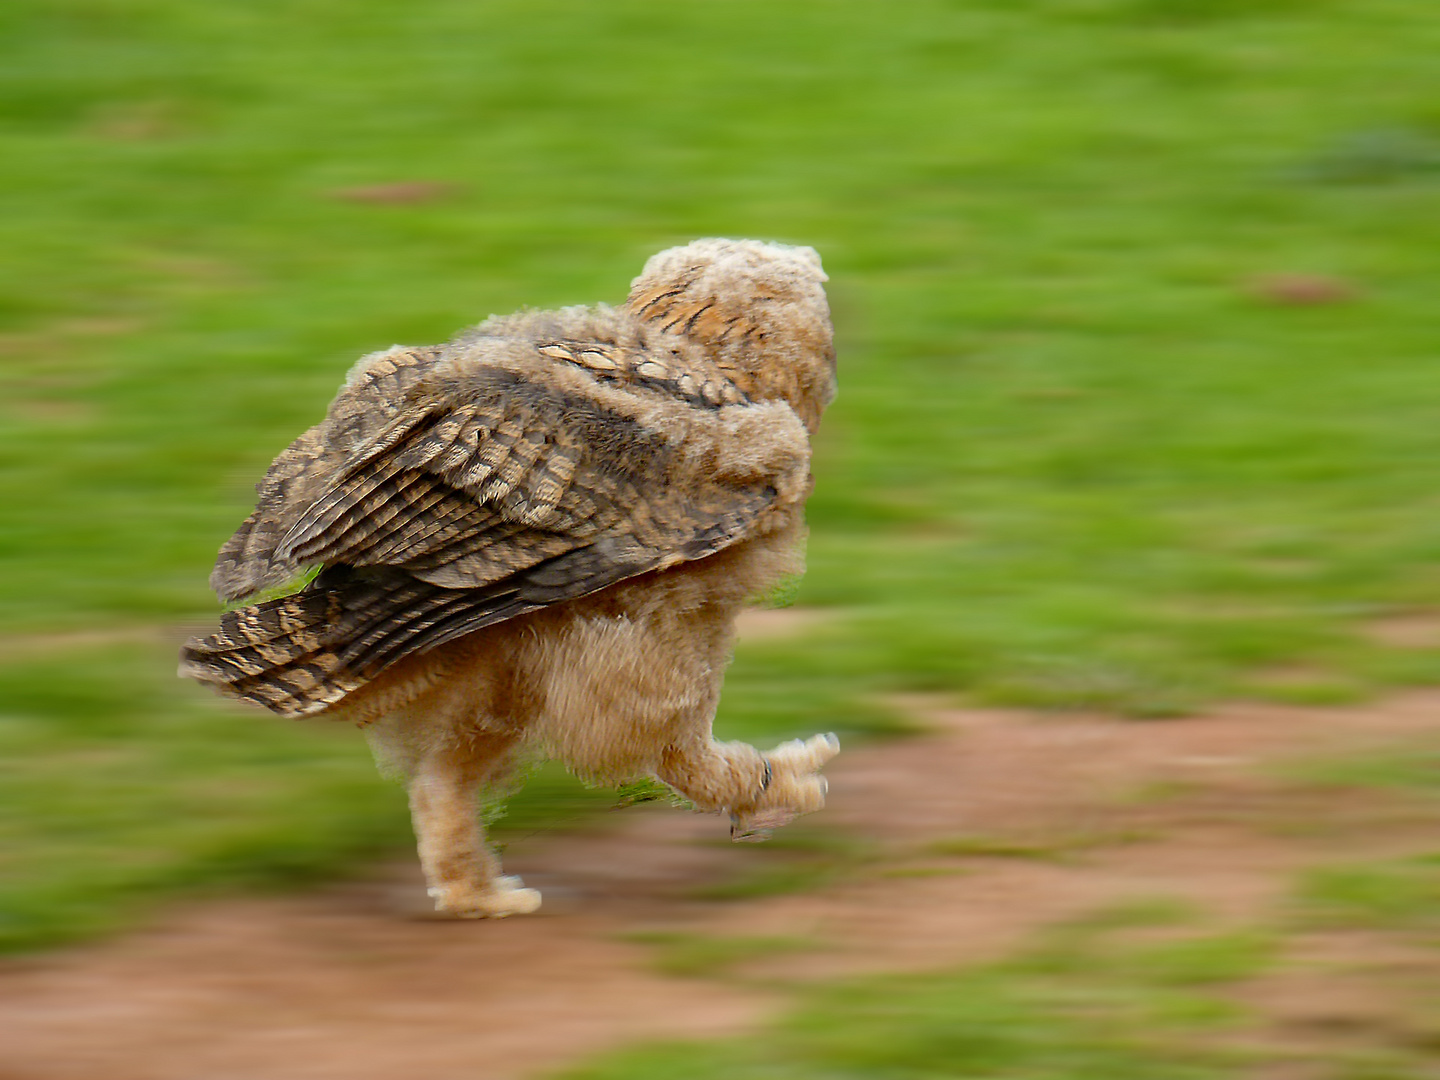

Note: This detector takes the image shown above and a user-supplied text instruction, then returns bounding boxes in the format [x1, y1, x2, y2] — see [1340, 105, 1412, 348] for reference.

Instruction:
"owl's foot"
[429, 875, 543, 919]
[731, 732, 840, 841]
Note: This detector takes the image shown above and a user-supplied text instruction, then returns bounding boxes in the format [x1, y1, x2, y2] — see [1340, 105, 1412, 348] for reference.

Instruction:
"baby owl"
[181, 238, 840, 918]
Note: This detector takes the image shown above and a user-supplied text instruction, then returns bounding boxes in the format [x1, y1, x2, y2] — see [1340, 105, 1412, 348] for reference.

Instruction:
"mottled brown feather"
[183, 244, 831, 716]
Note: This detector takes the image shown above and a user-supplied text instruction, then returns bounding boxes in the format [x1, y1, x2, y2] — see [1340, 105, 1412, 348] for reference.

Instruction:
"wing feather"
[198, 329, 810, 712]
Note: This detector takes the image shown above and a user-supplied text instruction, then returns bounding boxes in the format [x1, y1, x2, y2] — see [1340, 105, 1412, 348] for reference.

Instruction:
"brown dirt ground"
[1, 681, 1438, 1080]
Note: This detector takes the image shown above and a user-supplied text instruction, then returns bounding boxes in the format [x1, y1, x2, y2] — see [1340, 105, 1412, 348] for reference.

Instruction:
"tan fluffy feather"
[180, 239, 840, 917]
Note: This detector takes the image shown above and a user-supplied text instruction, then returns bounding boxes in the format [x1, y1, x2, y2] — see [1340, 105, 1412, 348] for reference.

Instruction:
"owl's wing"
[210, 344, 448, 602]
[197, 345, 810, 699]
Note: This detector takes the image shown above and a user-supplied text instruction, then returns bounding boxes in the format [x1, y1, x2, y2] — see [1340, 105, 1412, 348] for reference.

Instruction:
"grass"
[1280, 739, 1440, 795]
[570, 892, 1440, 1080]
[571, 800, 1440, 1080]
[0, 638, 639, 951]
[690, 827, 879, 901]
[556, 921, 1271, 1080]
[928, 827, 1153, 862]
[1298, 857, 1440, 934]
[619, 930, 820, 980]
[3, 0, 1440, 949]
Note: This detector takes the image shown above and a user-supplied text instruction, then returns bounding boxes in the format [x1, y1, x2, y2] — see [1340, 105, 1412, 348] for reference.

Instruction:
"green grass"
[0, 639, 640, 951]
[691, 827, 880, 901]
[928, 826, 1153, 862]
[556, 923, 1269, 1080]
[1280, 739, 1440, 795]
[619, 930, 820, 980]
[3, 0, 1440, 948]
[0, 643, 400, 950]
[1298, 856, 1440, 934]
[573, 888, 1440, 1080]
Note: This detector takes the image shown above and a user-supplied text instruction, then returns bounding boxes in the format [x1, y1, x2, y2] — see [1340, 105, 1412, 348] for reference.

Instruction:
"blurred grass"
[1299, 856, 1440, 934]
[559, 919, 1269, 1080]
[1284, 741, 1440, 937]
[0, 639, 635, 951]
[576, 893, 1440, 1080]
[618, 930, 820, 980]
[3, 0, 1440, 949]
[1279, 737, 1440, 795]
[690, 826, 881, 901]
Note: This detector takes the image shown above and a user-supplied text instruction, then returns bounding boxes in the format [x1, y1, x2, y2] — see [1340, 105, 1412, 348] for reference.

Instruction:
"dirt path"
[2, 692, 1437, 1080]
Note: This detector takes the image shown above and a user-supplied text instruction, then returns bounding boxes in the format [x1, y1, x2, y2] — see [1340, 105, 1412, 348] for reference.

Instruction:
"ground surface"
[3, 692, 1436, 1080]
[5, 6, 1440, 1074]
[7, 0, 1440, 955]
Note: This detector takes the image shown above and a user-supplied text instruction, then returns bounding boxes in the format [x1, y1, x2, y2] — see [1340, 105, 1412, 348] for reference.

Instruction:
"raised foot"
[732, 732, 840, 841]
[429, 876, 542, 919]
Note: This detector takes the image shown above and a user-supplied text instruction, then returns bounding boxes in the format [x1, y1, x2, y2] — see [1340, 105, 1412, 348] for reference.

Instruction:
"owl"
[181, 239, 840, 918]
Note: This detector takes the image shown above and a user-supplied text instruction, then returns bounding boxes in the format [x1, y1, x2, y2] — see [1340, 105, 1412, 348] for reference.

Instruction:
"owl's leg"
[404, 736, 541, 919]
[657, 732, 840, 841]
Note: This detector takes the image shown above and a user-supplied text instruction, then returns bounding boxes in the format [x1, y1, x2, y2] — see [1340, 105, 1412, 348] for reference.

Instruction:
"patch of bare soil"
[327, 181, 458, 204]
[1363, 610, 1440, 649]
[1233, 930, 1440, 1074]
[2, 693, 1438, 1080]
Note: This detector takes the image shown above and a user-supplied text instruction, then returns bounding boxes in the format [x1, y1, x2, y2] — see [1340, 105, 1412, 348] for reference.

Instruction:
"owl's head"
[626, 239, 836, 433]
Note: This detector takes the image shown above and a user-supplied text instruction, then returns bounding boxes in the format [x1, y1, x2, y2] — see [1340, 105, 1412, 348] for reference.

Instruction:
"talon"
[731, 821, 774, 843]
[808, 732, 841, 763]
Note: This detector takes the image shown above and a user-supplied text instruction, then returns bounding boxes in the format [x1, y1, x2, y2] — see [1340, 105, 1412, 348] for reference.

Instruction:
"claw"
[794, 732, 839, 762]
[730, 816, 774, 843]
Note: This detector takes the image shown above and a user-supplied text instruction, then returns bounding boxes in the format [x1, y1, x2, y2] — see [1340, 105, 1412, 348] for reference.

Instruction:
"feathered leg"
[384, 730, 541, 918]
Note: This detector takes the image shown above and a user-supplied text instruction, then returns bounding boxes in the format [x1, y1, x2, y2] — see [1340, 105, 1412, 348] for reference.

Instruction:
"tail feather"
[183, 542, 664, 719]
[181, 566, 539, 718]
[180, 587, 362, 717]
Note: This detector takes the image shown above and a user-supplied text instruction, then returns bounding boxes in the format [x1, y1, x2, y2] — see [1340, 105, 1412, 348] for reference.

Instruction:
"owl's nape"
[624, 239, 836, 434]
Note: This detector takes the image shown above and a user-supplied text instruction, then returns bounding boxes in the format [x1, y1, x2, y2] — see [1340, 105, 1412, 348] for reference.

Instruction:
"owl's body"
[182, 239, 840, 917]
